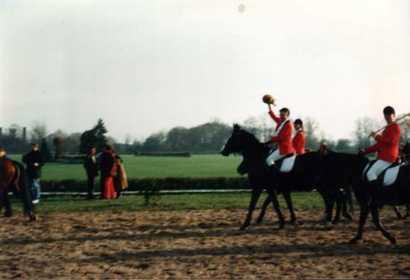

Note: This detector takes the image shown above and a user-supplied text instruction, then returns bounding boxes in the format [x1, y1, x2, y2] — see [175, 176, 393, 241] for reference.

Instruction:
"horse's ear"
[233, 124, 241, 131]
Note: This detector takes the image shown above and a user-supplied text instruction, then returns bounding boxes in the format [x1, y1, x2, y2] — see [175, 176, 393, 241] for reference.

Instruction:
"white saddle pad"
[383, 165, 402, 186]
[280, 155, 296, 173]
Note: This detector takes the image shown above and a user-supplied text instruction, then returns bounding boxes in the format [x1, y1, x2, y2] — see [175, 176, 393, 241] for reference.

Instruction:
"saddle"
[363, 160, 404, 187]
[379, 163, 404, 187]
[276, 154, 297, 173]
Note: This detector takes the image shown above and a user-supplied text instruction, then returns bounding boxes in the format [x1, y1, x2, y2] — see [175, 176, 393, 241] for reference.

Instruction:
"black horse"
[343, 150, 410, 244]
[221, 125, 344, 229]
[256, 151, 355, 225]
[392, 142, 410, 219]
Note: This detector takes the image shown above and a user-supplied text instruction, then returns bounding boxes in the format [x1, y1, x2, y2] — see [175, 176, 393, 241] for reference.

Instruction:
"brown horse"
[0, 158, 36, 221]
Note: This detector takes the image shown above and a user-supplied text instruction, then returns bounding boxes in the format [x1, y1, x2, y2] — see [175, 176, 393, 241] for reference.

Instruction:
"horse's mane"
[238, 129, 269, 156]
[239, 129, 261, 144]
[403, 142, 410, 154]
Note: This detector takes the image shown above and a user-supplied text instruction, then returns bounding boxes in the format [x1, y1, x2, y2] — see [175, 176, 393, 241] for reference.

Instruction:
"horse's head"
[236, 159, 249, 175]
[220, 124, 259, 157]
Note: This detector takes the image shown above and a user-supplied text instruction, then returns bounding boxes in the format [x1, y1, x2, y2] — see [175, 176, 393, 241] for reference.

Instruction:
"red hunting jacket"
[293, 130, 306, 155]
[269, 110, 295, 155]
[364, 123, 401, 163]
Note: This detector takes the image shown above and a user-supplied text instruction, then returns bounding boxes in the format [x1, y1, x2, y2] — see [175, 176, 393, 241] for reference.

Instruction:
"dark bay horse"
[221, 125, 343, 229]
[0, 158, 36, 221]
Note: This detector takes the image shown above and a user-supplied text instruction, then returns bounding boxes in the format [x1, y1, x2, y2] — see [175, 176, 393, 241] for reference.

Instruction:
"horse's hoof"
[278, 222, 285, 229]
[4, 212, 12, 218]
[29, 214, 37, 222]
[332, 219, 340, 225]
[319, 220, 330, 226]
[348, 237, 361, 245]
[343, 214, 353, 221]
[239, 224, 250, 231]
[389, 237, 397, 245]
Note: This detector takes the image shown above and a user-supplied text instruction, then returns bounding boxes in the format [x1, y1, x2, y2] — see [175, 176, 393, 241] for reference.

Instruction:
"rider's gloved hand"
[264, 141, 273, 149]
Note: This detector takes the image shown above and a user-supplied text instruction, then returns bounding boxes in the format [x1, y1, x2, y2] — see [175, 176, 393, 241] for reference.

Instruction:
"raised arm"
[268, 105, 281, 124]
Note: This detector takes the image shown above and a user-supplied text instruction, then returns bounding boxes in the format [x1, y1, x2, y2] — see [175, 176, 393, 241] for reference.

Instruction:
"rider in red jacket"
[293, 119, 306, 155]
[362, 106, 401, 183]
[266, 104, 295, 166]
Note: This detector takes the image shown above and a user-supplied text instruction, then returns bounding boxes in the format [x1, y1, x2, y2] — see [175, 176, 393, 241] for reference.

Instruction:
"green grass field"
[10, 154, 243, 181]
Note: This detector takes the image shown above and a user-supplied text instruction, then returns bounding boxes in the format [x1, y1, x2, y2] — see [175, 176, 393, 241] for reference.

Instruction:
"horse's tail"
[12, 161, 35, 216]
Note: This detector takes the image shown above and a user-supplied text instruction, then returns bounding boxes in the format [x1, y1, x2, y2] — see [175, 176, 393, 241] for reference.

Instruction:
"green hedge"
[135, 152, 191, 157]
[40, 177, 249, 192]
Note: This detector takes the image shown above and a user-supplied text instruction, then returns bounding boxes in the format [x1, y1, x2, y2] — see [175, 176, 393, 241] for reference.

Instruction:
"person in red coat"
[266, 104, 295, 166]
[361, 106, 401, 183]
[99, 145, 118, 199]
[293, 119, 306, 155]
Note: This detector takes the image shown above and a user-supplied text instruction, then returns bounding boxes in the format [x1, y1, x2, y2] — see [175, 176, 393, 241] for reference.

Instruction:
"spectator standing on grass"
[83, 147, 99, 200]
[114, 154, 128, 199]
[22, 143, 45, 204]
[99, 145, 117, 199]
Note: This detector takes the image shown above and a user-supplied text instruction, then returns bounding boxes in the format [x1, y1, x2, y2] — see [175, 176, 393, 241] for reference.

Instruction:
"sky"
[1, 0, 409, 142]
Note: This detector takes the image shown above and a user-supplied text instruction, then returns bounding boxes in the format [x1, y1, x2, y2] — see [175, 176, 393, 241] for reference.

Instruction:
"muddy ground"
[0, 209, 409, 279]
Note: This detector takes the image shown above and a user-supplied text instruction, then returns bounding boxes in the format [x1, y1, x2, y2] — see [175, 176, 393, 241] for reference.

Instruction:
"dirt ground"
[0, 209, 409, 279]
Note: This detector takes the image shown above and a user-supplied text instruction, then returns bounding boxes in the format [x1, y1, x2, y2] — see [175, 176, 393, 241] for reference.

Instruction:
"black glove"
[358, 149, 365, 156]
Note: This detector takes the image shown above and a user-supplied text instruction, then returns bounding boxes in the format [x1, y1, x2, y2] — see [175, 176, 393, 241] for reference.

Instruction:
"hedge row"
[135, 152, 191, 157]
[40, 177, 249, 192]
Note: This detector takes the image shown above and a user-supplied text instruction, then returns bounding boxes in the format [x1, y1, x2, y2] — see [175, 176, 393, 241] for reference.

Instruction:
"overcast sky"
[1, 0, 409, 141]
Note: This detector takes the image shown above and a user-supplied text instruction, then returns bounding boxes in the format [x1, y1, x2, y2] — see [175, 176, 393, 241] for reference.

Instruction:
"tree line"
[1, 116, 409, 160]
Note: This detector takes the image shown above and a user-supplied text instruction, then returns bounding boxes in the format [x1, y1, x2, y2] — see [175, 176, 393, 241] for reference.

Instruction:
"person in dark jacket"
[83, 147, 99, 199]
[22, 143, 45, 204]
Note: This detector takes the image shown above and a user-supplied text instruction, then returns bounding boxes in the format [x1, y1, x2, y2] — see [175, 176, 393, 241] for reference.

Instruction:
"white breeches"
[366, 160, 392, 182]
[266, 149, 285, 166]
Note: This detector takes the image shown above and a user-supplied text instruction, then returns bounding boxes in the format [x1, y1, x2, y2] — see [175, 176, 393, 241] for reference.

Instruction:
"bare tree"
[30, 122, 47, 143]
[353, 117, 379, 150]
[304, 118, 321, 150]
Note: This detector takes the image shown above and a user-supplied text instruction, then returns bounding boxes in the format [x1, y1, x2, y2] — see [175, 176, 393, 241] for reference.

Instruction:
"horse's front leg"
[256, 195, 271, 224]
[371, 204, 396, 244]
[349, 203, 370, 244]
[266, 188, 285, 229]
[345, 186, 355, 216]
[283, 191, 297, 224]
[393, 206, 403, 219]
[240, 188, 262, 230]
[332, 190, 343, 224]
[319, 190, 333, 224]
[341, 189, 353, 221]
